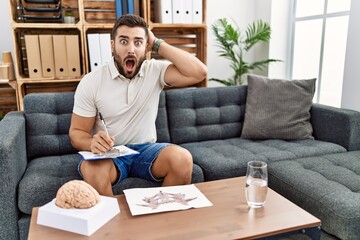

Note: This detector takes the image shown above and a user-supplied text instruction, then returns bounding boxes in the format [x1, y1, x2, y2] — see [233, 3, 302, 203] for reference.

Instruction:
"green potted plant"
[210, 18, 281, 86]
[64, 11, 75, 24]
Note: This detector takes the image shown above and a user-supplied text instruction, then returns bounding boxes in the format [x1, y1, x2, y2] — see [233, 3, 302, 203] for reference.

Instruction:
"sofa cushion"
[166, 86, 247, 144]
[268, 151, 360, 240]
[181, 138, 346, 181]
[241, 75, 316, 140]
[18, 154, 204, 215]
[24, 92, 77, 159]
[18, 154, 82, 214]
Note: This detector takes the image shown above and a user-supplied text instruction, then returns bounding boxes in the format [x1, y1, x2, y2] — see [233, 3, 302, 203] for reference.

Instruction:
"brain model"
[55, 180, 101, 209]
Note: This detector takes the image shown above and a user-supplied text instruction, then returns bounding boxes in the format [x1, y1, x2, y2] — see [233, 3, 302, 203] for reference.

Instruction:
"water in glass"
[245, 161, 268, 208]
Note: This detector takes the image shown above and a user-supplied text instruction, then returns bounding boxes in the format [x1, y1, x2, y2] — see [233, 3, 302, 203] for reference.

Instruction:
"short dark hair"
[112, 14, 149, 40]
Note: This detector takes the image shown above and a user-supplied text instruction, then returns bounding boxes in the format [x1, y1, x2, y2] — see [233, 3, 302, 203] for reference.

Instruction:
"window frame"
[289, 0, 351, 103]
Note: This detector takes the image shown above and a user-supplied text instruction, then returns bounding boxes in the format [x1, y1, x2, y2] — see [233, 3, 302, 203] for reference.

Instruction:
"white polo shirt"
[73, 57, 171, 145]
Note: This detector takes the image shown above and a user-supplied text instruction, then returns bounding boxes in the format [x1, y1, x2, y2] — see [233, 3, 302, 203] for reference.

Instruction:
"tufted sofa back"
[23, 91, 170, 160]
[24, 92, 77, 159]
[23, 86, 248, 159]
[166, 86, 247, 144]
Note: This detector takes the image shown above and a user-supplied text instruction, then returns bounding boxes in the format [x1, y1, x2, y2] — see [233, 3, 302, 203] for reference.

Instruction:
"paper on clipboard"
[79, 145, 139, 160]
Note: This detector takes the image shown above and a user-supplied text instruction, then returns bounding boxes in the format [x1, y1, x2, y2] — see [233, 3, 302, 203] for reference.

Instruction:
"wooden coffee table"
[28, 177, 321, 240]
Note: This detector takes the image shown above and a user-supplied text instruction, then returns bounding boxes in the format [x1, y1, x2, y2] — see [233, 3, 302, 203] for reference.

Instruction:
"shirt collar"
[109, 57, 146, 80]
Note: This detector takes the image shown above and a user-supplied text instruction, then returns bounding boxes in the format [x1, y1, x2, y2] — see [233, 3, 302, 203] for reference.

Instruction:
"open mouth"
[124, 58, 136, 73]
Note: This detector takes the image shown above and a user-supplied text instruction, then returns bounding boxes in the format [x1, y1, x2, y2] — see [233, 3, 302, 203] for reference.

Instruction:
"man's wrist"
[152, 38, 165, 53]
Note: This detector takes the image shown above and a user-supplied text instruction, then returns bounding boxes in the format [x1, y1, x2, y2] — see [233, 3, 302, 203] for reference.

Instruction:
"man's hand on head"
[147, 29, 156, 52]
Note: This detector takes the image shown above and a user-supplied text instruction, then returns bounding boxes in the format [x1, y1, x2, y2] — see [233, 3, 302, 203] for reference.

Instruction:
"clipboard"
[79, 145, 139, 160]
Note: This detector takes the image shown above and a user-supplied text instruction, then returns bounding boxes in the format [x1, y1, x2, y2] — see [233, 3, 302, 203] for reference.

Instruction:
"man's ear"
[111, 40, 115, 52]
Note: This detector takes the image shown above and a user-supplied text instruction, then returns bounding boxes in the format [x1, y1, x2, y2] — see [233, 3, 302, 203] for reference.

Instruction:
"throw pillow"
[241, 74, 316, 140]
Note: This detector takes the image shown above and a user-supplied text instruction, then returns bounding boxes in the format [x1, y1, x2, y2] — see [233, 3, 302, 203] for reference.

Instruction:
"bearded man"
[69, 14, 207, 196]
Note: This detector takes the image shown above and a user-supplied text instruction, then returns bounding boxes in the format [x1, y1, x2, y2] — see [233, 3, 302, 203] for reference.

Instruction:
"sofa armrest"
[0, 111, 27, 240]
[310, 103, 360, 151]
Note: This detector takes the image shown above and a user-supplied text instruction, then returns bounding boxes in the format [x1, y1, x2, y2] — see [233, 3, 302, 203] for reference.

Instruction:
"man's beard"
[113, 52, 146, 79]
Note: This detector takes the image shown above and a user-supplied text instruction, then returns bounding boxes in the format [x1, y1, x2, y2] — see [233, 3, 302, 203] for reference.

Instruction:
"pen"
[99, 112, 110, 137]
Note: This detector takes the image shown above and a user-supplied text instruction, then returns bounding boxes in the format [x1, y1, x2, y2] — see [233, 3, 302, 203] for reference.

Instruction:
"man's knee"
[152, 145, 193, 181]
[167, 147, 193, 177]
[166, 146, 192, 167]
[169, 147, 193, 184]
[80, 159, 114, 181]
[179, 148, 193, 170]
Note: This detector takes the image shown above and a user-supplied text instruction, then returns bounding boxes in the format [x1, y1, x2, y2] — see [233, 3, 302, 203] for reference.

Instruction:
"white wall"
[268, 0, 293, 79]
[206, 0, 276, 86]
[341, 0, 360, 111]
[0, 1, 14, 62]
[252, 0, 271, 77]
[206, 0, 257, 86]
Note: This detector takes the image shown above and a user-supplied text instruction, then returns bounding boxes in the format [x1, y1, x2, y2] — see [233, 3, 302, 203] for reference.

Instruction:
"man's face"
[111, 25, 147, 79]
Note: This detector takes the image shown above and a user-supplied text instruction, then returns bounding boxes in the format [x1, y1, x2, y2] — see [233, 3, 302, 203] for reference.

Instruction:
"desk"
[29, 177, 321, 240]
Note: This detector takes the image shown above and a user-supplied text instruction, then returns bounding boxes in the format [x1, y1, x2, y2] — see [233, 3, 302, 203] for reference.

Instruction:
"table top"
[28, 177, 320, 240]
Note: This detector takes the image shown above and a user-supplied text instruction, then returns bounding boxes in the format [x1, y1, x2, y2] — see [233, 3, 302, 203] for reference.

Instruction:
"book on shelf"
[127, 0, 135, 14]
[24, 35, 43, 78]
[122, 0, 128, 14]
[115, 0, 123, 18]
[52, 35, 69, 77]
[66, 35, 81, 77]
[154, 0, 173, 23]
[39, 35, 55, 78]
[192, 0, 203, 23]
[115, 0, 139, 18]
[153, 0, 203, 24]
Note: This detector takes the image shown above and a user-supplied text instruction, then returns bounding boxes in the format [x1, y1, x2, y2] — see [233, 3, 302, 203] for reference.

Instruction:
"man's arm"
[69, 113, 114, 153]
[148, 30, 208, 87]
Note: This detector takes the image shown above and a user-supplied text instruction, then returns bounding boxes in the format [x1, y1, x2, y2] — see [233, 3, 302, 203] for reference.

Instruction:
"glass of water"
[245, 161, 268, 208]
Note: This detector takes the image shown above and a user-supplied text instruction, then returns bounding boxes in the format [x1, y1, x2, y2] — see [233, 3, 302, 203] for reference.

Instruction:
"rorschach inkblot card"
[123, 184, 213, 216]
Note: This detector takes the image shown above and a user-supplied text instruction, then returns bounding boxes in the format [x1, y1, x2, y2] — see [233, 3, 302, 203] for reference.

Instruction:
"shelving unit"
[8, 0, 207, 110]
[0, 79, 18, 115]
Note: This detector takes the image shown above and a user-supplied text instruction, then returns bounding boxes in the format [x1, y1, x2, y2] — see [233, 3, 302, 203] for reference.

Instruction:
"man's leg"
[151, 145, 193, 186]
[79, 159, 118, 196]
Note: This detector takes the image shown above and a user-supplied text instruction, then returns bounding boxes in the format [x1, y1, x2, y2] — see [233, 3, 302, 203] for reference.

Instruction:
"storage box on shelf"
[8, 0, 207, 110]
[9, 0, 82, 110]
[12, 27, 83, 110]
[82, 0, 117, 23]
[0, 79, 18, 115]
[0, 51, 18, 114]
[15, 28, 83, 78]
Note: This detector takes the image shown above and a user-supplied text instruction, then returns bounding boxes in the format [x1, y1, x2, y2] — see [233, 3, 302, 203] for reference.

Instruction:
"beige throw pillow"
[241, 74, 316, 140]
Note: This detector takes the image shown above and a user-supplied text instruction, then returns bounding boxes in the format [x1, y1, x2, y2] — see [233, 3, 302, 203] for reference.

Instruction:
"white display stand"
[37, 196, 120, 236]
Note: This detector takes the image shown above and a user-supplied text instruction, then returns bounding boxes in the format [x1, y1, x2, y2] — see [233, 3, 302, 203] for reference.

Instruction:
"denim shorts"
[78, 142, 172, 188]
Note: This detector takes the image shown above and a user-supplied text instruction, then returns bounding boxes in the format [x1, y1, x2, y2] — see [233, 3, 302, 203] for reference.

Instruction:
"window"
[290, 0, 351, 107]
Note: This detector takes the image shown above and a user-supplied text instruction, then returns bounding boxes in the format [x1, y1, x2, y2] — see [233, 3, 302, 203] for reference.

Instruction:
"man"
[69, 14, 207, 196]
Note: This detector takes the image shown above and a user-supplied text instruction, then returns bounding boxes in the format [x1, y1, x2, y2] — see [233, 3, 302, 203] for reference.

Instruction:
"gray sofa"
[1, 85, 360, 240]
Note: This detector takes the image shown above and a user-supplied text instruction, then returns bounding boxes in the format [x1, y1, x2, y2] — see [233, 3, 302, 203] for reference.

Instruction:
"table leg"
[256, 226, 321, 240]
